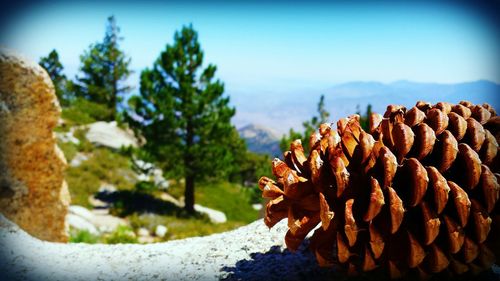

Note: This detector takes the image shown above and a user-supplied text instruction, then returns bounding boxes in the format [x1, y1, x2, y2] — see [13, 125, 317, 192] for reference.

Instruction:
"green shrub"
[73, 128, 94, 153]
[135, 181, 156, 192]
[128, 213, 169, 233]
[104, 225, 138, 244]
[61, 98, 112, 126]
[195, 181, 259, 223]
[127, 212, 243, 241]
[69, 229, 100, 243]
[58, 141, 78, 162]
[62, 107, 95, 126]
[66, 166, 101, 207]
[164, 180, 185, 199]
[164, 180, 259, 223]
[65, 148, 136, 207]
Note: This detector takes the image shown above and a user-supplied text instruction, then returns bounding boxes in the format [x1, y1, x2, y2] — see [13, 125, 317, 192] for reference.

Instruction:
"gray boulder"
[85, 121, 138, 149]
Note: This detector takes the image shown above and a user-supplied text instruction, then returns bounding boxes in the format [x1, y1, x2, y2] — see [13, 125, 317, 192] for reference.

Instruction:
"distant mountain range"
[238, 124, 281, 157]
[231, 80, 500, 137]
[322, 80, 500, 124]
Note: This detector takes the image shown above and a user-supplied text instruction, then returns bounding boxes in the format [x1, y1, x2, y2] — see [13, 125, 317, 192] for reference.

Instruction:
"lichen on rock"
[0, 48, 70, 242]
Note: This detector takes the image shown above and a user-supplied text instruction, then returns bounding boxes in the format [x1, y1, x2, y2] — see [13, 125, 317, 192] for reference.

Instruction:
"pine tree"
[357, 104, 373, 131]
[74, 16, 131, 121]
[126, 25, 236, 213]
[39, 49, 71, 106]
[303, 94, 330, 139]
[280, 128, 304, 155]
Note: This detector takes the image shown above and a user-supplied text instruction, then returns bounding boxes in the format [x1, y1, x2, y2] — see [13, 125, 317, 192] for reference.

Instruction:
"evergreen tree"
[126, 25, 236, 213]
[356, 104, 372, 131]
[39, 49, 72, 106]
[280, 95, 330, 153]
[74, 15, 131, 121]
[302, 94, 330, 142]
[279, 128, 304, 154]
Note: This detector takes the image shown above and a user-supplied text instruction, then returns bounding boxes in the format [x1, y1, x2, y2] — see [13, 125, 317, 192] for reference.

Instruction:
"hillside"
[238, 124, 281, 157]
[56, 119, 259, 244]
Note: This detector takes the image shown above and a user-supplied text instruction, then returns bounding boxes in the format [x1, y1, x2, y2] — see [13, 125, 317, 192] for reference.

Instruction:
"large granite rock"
[66, 205, 128, 234]
[85, 121, 138, 149]
[194, 204, 227, 224]
[0, 214, 319, 280]
[0, 49, 70, 242]
[0, 215, 498, 281]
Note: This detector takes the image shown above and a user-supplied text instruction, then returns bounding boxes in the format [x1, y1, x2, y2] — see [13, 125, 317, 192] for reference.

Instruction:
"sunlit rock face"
[0, 49, 70, 242]
[0, 213, 497, 280]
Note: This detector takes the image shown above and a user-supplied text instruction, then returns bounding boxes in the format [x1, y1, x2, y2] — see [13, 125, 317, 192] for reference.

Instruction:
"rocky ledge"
[0, 215, 328, 281]
[1, 215, 499, 281]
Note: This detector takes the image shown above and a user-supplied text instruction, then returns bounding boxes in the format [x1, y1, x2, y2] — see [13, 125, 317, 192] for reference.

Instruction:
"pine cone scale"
[260, 100, 499, 278]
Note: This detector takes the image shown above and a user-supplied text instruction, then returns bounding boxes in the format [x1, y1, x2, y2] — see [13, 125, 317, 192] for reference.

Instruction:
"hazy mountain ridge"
[323, 80, 500, 125]
[238, 124, 281, 157]
[232, 80, 500, 136]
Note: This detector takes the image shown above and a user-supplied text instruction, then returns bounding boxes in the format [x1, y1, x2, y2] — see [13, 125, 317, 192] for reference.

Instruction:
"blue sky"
[2, 1, 499, 91]
[1, 1, 499, 133]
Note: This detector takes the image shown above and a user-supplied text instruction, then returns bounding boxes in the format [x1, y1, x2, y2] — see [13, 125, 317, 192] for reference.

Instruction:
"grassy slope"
[196, 181, 259, 223]
[60, 140, 136, 208]
[151, 180, 260, 241]
[58, 120, 259, 242]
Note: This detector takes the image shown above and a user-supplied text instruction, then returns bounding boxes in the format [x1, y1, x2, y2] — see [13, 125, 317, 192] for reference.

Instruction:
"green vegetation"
[168, 181, 259, 223]
[280, 94, 330, 154]
[64, 142, 136, 207]
[280, 96, 374, 153]
[44, 17, 267, 244]
[69, 226, 138, 244]
[196, 182, 259, 222]
[61, 98, 113, 127]
[161, 220, 243, 240]
[228, 133, 271, 186]
[59, 121, 261, 243]
[73, 16, 132, 121]
[126, 25, 240, 213]
[108, 180, 259, 241]
[58, 141, 78, 162]
[103, 226, 138, 244]
[61, 131, 259, 242]
[66, 180, 259, 243]
[39, 49, 73, 106]
[357, 104, 373, 131]
[69, 229, 100, 243]
[128, 214, 244, 241]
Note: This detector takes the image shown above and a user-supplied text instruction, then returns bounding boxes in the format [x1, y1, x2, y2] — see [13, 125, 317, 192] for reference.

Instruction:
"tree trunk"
[109, 41, 118, 121]
[111, 61, 118, 121]
[184, 175, 195, 213]
[184, 118, 195, 214]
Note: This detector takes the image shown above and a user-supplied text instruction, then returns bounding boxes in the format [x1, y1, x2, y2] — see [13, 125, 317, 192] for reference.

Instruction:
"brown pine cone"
[259, 100, 499, 279]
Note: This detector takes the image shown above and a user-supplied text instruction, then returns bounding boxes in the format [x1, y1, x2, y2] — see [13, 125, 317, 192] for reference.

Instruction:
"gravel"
[0, 214, 498, 281]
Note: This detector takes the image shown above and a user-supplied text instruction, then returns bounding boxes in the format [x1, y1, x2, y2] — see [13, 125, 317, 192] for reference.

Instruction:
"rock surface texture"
[0, 215, 498, 281]
[66, 205, 128, 234]
[86, 121, 138, 149]
[0, 49, 70, 242]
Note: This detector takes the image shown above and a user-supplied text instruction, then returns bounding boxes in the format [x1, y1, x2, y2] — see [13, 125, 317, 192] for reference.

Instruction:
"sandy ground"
[0, 214, 498, 281]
